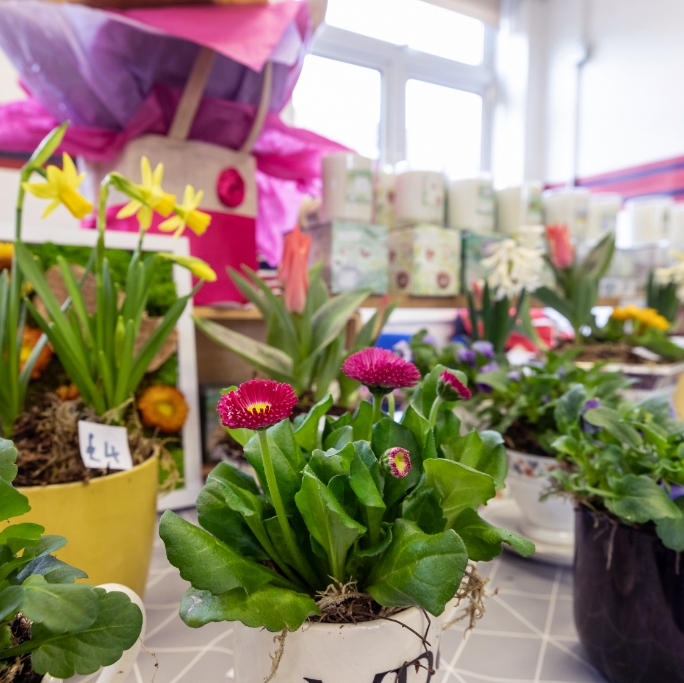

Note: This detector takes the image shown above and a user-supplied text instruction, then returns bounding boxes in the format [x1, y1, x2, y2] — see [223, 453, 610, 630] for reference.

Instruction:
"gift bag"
[85, 47, 268, 305]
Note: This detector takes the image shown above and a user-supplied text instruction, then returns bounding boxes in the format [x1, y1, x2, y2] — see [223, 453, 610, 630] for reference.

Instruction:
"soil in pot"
[575, 504, 684, 683]
[0, 616, 43, 683]
[556, 339, 665, 364]
[503, 418, 551, 457]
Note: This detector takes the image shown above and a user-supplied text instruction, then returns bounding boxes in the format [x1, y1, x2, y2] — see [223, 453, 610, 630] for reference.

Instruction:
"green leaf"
[206, 461, 259, 495]
[295, 468, 366, 581]
[532, 286, 574, 322]
[0, 524, 44, 554]
[656, 497, 684, 552]
[29, 588, 143, 679]
[159, 512, 294, 595]
[0, 586, 23, 621]
[402, 487, 446, 534]
[554, 385, 587, 431]
[0, 439, 18, 484]
[606, 475, 680, 525]
[349, 448, 386, 546]
[225, 427, 255, 448]
[411, 364, 454, 419]
[309, 289, 371, 357]
[366, 519, 467, 616]
[0, 480, 30, 523]
[294, 394, 333, 454]
[349, 401, 373, 443]
[584, 407, 642, 448]
[452, 508, 535, 561]
[308, 443, 355, 484]
[193, 318, 294, 384]
[372, 418, 422, 492]
[196, 482, 268, 560]
[26, 122, 68, 170]
[244, 420, 306, 515]
[179, 586, 319, 633]
[21, 575, 98, 633]
[16, 556, 88, 584]
[579, 233, 615, 281]
[424, 459, 496, 527]
[323, 425, 354, 451]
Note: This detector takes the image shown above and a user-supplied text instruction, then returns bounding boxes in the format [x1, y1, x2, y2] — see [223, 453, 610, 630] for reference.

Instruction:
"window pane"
[292, 55, 381, 159]
[326, 0, 484, 65]
[405, 79, 482, 178]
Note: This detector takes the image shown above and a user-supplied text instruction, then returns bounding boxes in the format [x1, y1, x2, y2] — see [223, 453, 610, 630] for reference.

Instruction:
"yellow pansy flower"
[116, 157, 176, 230]
[158, 185, 211, 239]
[22, 153, 93, 219]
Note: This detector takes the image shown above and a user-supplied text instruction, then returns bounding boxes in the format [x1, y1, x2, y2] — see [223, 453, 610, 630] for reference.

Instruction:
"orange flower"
[138, 385, 189, 433]
[56, 384, 80, 402]
[0, 242, 13, 272]
[546, 224, 574, 269]
[20, 327, 53, 380]
[279, 225, 311, 314]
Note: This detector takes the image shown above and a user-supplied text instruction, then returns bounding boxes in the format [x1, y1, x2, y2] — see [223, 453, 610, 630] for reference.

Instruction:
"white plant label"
[78, 421, 133, 471]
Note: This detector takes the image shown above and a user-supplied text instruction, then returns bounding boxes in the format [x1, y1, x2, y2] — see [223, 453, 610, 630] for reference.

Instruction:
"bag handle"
[168, 46, 273, 154]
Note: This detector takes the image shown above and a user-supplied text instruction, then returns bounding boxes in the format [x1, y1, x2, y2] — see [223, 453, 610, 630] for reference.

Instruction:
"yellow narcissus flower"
[0, 242, 13, 271]
[22, 153, 93, 219]
[159, 185, 211, 239]
[157, 253, 217, 282]
[116, 157, 176, 230]
[138, 385, 189, 433]
[611, 305, 670, 331]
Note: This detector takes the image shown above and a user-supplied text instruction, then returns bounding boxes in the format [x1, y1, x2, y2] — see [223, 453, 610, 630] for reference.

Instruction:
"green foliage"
[646, 270, 679, 323]
[194, 265, 394, 403]
[472, 351, 631, 455]
[534, 233, 615, 339]
[160, 373, 534, 633]
[552, 396, 684, 551]
[0, 438, 142, 679]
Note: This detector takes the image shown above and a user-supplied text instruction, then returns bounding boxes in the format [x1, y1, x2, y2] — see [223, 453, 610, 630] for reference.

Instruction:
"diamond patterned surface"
[74, 510, 608, 683]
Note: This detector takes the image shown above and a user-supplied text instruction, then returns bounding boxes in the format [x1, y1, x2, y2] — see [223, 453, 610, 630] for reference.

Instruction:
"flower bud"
[437, 370, 472, 402]
[384, 447, 412, 479]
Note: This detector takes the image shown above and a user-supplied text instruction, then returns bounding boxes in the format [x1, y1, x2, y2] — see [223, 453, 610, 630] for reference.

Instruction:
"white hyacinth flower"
[655, 250, 684, 299]
[481, 238, 545, 301]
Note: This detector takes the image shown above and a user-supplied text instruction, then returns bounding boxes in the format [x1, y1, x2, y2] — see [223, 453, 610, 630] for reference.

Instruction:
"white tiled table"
[115, 511, 609, 683]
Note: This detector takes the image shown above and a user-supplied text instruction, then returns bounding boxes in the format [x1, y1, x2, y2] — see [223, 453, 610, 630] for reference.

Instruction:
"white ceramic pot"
[233, 604, 445, 683]
[43, 583, 146, 683]
[506, 449, 575, 545]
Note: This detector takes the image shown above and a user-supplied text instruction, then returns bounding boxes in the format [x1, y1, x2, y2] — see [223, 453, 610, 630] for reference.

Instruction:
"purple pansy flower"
[457, 347, 477, 366]
[581, 398, 602, 434]
[472, 340, 495, 359]
[508, 370, 522, 381]
[480, 361, 499, 374]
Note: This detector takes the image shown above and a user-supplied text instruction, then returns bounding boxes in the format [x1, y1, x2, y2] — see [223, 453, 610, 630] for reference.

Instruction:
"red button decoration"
[217, 168, 246, 208]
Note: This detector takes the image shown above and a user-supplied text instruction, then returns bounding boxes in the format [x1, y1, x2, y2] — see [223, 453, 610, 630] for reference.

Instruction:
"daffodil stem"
[428, 396, 444, 429]
[372, 394, 384, 423]
[257, 429, 317, 588]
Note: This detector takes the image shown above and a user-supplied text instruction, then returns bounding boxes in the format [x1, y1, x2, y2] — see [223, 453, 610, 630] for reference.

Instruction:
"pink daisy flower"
[438, 370, 472, 401]
[385, 447, 412, 479]
[342, 348, 421, 395]
[217, 379, 298, 430]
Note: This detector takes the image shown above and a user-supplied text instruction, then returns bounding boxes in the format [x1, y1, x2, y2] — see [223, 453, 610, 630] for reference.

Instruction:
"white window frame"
[310, 21, 497, 170]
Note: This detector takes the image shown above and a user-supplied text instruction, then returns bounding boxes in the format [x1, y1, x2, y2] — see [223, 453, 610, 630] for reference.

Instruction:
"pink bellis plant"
[159, 370, 534, 636]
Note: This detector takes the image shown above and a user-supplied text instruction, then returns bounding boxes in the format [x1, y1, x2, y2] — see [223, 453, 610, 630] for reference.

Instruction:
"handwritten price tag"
[78, 421, 133, 471]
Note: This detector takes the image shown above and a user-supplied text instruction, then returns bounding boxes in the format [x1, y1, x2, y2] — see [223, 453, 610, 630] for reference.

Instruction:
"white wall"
[537, 0, 684, 183]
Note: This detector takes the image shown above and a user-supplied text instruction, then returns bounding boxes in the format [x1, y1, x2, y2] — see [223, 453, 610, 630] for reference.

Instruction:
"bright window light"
[292, 55, 382, 159]
[405, 79, 483, 178]
[325, 0, 485, 65]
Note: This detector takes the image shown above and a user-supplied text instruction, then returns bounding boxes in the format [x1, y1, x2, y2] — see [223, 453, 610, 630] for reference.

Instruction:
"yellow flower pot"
[18, 456, 159, 597]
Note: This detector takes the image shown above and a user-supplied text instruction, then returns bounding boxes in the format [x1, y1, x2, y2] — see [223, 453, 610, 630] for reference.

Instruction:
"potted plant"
[160, 350, 534, 682]
[0, 437, 144, 683]
[552, 394, 684, 683]
[535, 225, 684, 403]
[471, 352, 629, 543]
[2, 124, 216, 594]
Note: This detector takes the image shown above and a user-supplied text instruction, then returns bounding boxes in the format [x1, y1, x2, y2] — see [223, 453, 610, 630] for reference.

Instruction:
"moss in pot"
[160, 354, 535, 683]
[0, 439, 142, 683]
[553, 396, 684, 683]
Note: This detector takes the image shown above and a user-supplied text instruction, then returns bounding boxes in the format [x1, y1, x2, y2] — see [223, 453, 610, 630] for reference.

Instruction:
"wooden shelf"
[193, 306, 263, 321]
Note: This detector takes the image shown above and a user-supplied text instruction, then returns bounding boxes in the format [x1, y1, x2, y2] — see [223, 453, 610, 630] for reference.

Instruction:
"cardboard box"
[307, 221, 388, 294]
[388, 225, 460, 296]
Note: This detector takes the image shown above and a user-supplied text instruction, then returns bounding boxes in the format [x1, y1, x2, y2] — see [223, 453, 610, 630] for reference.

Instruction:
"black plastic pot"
[574, 505, 684, 683]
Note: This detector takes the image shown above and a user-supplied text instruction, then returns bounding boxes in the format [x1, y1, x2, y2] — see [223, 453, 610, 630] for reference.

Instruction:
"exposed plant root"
[312, 579, 403, 624]
[263, 629, 287, 683]
[0, 615, 42, 683]
[13, 394, 178, 490]
[443, 564, 491, 634]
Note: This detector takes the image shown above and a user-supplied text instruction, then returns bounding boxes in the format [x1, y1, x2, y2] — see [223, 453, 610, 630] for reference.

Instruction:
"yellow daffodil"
[116, 157, 176, 230]
[157, 253, 217, 282]
[611, 305, 670, 332]
[22, 153, 93, 219]
[158, 185, 211, 239]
